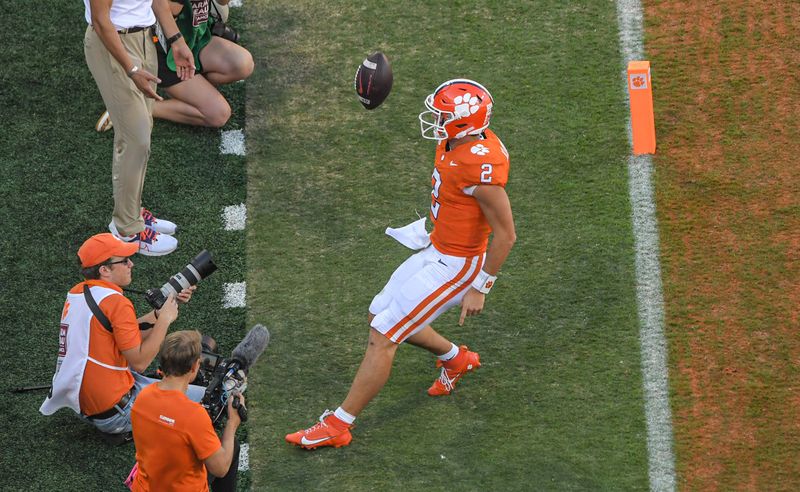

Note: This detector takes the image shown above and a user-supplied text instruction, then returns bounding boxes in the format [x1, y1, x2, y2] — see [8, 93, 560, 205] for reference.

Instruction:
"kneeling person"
[131, 331, 241, 492]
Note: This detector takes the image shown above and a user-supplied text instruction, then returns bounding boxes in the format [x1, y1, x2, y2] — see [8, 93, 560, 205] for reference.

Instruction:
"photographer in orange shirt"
[40, 233, 203, 435]
[131, 330, 241, 492]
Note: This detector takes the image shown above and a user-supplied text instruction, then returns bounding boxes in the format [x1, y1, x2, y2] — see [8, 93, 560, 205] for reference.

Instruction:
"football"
[354, 52, 393, 110]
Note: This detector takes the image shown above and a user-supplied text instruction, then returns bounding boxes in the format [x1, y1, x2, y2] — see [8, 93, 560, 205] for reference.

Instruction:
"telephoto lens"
[144, 250, 218, 309]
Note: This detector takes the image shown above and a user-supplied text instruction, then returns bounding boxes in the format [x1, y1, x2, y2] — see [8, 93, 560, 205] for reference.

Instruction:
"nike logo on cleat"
[301, 436, 333, 446]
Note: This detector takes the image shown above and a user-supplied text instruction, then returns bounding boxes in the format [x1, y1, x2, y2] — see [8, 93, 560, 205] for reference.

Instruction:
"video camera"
[194, 325, 270, 426]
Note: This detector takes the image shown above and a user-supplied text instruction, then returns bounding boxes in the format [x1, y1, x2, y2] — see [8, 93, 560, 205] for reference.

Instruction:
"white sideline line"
[220, 129, 246, 156]
[223, 203, 247, 231]
[615, 1, 676, 491]
[238, 443, 249, 471]
[223, 282, 246, 308]
[229, 0, 242, 7]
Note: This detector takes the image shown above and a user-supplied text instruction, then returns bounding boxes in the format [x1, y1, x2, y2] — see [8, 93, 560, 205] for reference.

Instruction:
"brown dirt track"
[645, 1, 800, 490]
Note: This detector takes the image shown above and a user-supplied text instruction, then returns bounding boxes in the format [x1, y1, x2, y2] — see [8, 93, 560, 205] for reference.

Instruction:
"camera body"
[145, 250, 217, 309]
[211, 21, 240, 44]
[194, 338, 248, 425]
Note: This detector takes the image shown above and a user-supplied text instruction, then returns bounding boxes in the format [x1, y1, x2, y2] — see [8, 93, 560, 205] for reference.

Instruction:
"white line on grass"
[222, 203, 247, 231]
[238, 443, 249, 471]
[223, 282, 246, 308]
[228, 0, 242, 7]
[615, 1, 676, 491]
[220, 129, 246, 156]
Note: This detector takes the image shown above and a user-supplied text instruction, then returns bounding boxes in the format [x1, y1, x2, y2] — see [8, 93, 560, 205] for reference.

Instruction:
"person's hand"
[158, 294, 179, 324]
[458, 288, 485, 325]
[130, 69, 163, 101]
[177, 285, 196, 304]
[170, 39, 196, 81]
[226, 392, 244, 428]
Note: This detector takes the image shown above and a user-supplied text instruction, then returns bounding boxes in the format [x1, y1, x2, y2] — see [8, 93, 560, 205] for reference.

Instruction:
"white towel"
[385, 217, 431, 250]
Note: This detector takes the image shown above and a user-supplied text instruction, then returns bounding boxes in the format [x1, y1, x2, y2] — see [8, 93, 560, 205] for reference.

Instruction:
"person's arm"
[215, 0, 231, 5]
[89, 0, 162, 99]
[167, 0, 183, 16]
[459, 184, 516, 325]
[204, 394, 243, 477]
[122, 294, 179, 372]
[151, 0, 195, 81]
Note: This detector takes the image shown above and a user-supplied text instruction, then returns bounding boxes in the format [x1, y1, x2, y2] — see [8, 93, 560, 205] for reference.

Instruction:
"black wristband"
[166, 31, 183, 45]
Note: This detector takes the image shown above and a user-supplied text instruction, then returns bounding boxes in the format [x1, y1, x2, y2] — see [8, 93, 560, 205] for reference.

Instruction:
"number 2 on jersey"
[431, 168, 442, 219]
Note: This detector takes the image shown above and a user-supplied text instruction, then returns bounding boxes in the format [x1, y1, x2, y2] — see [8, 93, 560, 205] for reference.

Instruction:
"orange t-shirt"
[429, 129, 510, 256]
[69, 279, 141, 415]
[131, 383, 221, 492]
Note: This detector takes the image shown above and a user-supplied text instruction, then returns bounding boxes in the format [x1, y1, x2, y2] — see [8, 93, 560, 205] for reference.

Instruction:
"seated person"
[131, 330, 242, 492]
[40, 233, 204, 436]
[96, 0, 253, 131]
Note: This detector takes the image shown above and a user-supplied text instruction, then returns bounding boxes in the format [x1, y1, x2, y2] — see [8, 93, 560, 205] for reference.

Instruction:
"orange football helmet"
[419, 79, 494, 141]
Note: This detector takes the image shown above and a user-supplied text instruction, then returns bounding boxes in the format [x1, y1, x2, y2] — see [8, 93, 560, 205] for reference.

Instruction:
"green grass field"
[1, 1, 655, 490]
[245, 1, 649, 490]
[0, 2, 247, 489]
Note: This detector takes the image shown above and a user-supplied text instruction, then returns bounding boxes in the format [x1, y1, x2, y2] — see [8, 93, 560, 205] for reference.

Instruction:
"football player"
[286, 79, 516, 449]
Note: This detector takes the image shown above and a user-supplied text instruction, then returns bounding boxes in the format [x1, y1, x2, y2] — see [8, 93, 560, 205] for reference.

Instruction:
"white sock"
[334, 406, 356, 425]
[437, 343, 459, 361]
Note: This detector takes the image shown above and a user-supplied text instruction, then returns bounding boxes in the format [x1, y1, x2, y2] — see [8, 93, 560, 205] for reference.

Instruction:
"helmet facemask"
[418, 95, 455, 141]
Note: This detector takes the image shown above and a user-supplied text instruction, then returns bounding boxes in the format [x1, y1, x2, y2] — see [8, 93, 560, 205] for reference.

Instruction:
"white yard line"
[223, 203, 247, 231]
[238, 443, 249, 471]
[229, 0, 242, 7]
[615, 1, 677, 491]
[220, 129, 246, 156]
[223, 282, 247, 308]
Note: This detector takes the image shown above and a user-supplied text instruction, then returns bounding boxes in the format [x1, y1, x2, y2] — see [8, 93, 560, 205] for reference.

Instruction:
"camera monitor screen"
[201, 351, 221, 372]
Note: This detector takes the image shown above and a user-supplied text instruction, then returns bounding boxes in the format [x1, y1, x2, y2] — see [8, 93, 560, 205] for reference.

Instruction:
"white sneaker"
[109, 221, 178, 256]
[141, 208, 177, 235]
[95, 110, 113, 132]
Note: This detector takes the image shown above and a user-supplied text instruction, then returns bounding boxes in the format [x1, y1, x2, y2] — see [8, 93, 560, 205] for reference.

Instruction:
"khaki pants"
[84, 26, 157, 237]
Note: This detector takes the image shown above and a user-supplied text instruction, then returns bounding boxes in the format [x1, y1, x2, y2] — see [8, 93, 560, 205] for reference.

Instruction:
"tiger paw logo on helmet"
[470, 144, 490, 156]
[454, 93, 481, 118]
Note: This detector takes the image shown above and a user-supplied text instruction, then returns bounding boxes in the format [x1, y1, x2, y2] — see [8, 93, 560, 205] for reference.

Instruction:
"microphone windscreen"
[230, 324, 270, 371]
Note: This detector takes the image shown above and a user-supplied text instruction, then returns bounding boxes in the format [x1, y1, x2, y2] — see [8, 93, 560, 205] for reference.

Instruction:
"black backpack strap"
[83, 284, 113, 333]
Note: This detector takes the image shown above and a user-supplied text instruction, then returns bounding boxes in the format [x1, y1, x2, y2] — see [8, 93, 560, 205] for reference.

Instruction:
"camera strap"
[210, 0, 223, 23]
[83, 285, 113, 333]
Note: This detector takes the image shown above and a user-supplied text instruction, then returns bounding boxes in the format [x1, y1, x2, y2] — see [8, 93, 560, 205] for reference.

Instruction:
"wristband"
[471, 269, 497, 294]
[166, 31, 183, 45]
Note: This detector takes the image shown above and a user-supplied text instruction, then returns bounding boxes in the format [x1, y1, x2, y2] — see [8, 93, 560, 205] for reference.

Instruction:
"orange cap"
[78, 233, 138, 267]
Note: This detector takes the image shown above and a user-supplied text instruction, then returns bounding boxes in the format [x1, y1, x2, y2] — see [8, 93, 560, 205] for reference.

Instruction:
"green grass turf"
[0, 2, 247, 490]
[245, 1, 651, 490]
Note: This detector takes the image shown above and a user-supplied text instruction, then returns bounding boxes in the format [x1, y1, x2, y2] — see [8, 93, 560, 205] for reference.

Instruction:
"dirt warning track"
[645, 1, 800, 489]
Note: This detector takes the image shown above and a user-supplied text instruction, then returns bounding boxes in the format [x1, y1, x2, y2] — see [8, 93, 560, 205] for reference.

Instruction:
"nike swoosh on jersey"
[438, 259, 448, 266]
[301, 435, 333, 446]
[449, 161, 458, 166]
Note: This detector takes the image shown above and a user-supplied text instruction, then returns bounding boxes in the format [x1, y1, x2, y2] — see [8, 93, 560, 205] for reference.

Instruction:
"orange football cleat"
[285, 410, 352, 450]
[427, 346, 481, 396]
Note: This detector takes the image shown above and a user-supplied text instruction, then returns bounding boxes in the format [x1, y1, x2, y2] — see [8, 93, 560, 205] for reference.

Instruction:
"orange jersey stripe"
[386, 255, 484, 342]
[384, 257, 475, 340]
[394, 255, 484, 343]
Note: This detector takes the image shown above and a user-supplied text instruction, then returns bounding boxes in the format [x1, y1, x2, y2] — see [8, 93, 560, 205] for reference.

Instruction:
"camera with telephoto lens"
[144, 250, 217, 310]
[211, 21, 240, 44]
[193, 325, 270, 426]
